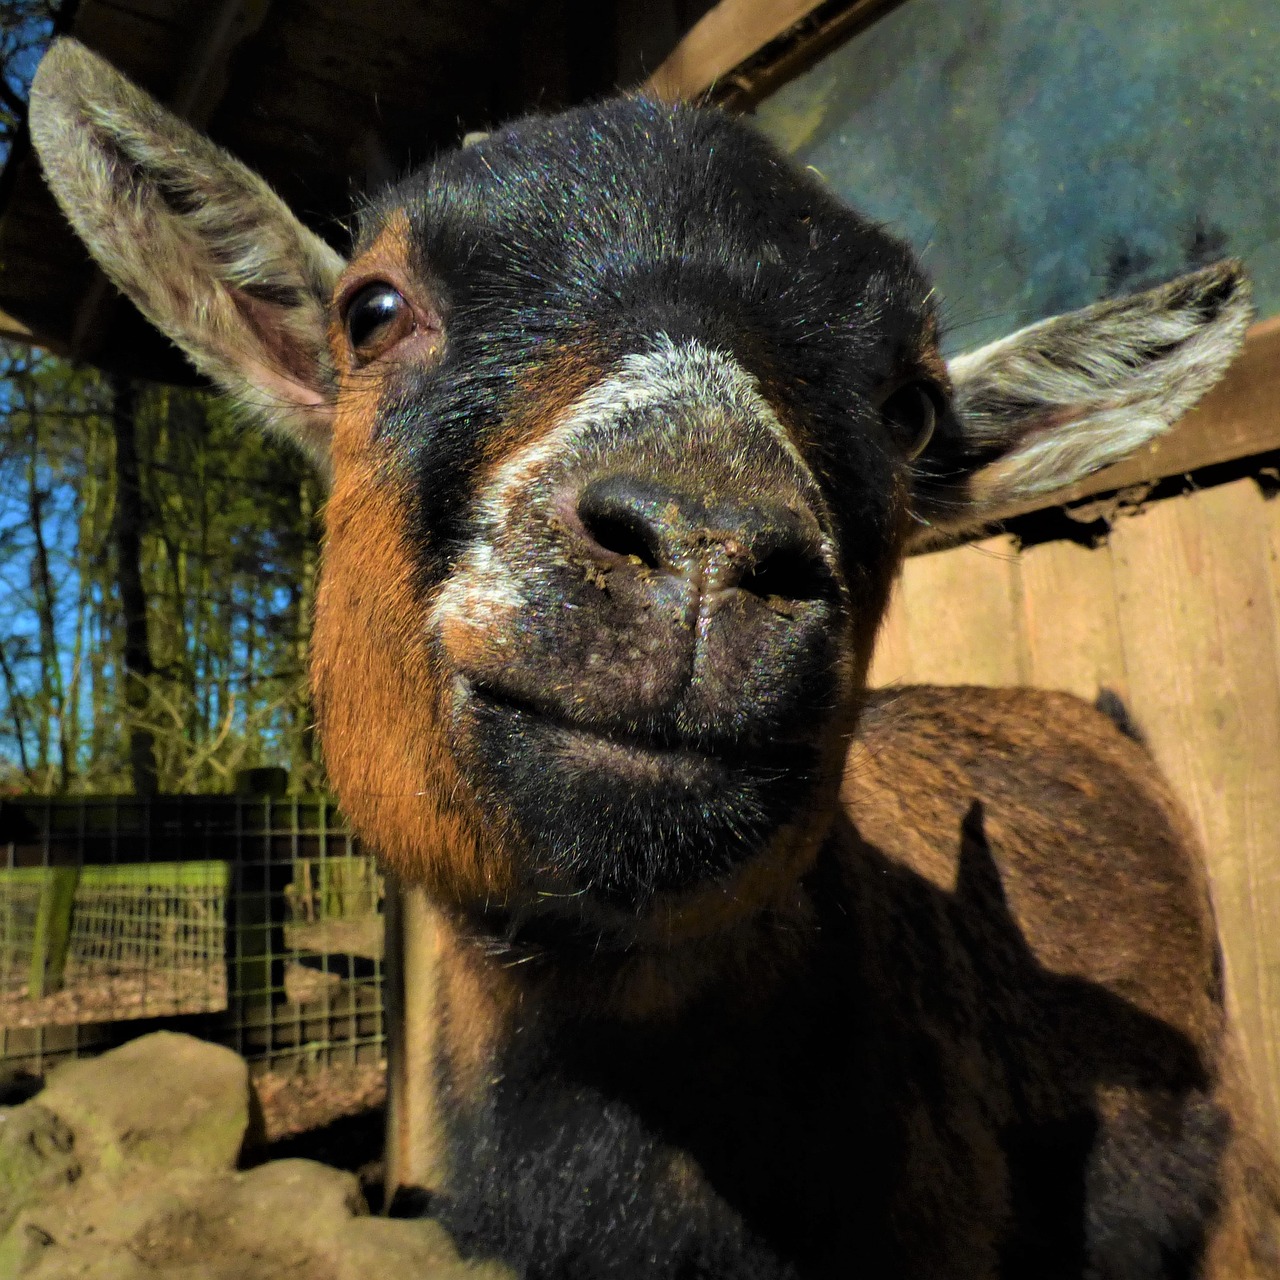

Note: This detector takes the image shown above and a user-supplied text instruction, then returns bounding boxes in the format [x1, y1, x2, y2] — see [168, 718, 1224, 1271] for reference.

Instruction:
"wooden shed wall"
[868, 477, 1280, 1147]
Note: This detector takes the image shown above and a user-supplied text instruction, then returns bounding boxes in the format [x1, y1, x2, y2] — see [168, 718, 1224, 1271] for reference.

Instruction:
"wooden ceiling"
[0, 0, 902, 382]
[0, 0, 719, 381]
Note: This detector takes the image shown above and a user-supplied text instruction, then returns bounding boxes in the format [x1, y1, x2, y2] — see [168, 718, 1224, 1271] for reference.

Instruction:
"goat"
[30, 38, 1280, 1279]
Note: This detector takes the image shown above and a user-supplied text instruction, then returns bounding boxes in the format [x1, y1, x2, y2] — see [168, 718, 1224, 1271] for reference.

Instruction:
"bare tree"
[110, 374, 158, 795]
[0, 1, 59, 161]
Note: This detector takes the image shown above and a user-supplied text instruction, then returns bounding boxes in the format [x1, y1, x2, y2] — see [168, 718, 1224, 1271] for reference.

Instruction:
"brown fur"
[847, 688, 1220, 1055]
[411, 685, 1280, 1276]
[312, 327, 505, 900]
[415, 686, 1280, 1275]
[844, 687, 1280, 1275]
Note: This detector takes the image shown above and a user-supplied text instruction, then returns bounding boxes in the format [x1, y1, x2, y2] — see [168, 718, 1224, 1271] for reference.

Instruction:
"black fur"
[1096, 687, 1148, 746]
[363, 99, 938, 913]
[431, 806, 1225, 1279]
[364, 98, 932, 600]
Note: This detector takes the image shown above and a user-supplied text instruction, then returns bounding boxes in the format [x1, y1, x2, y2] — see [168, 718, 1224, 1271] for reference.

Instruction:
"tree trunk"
[25, 407, 66, 788]
[111, 375, 158, 796]
[292, 472, 320, 783]
[0, 640, 32, 779]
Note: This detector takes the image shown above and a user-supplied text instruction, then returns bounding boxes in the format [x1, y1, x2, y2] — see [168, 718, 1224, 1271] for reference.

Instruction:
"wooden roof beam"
[645, 0, 905, 107]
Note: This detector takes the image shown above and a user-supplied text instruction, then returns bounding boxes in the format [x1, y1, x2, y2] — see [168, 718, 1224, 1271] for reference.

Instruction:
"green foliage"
[0, 342, 323, 794]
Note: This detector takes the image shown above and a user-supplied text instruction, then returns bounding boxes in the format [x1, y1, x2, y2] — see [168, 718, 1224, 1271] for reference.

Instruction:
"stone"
[0, 1034, 511, 1279]
[5, 1157, 511, 1279]
[37, 1031, 249, 1176]
[0, 1104, 80, 1235]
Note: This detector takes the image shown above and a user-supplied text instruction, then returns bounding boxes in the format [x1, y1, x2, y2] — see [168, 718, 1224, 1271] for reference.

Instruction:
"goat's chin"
[451, 679, 826, 919]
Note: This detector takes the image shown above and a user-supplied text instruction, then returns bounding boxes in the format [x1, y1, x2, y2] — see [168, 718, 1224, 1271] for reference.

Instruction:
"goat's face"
[30, 41, 1253, 939]
[314, 103, 940, 929]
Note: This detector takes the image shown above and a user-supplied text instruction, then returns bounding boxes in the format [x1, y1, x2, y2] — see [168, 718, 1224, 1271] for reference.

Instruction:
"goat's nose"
[574, 474, 832, 603]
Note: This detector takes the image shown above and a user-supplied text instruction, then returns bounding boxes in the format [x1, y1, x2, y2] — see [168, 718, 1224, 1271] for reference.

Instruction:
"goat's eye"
[344, 282, 413, 361]
[879, 380, 942, 460]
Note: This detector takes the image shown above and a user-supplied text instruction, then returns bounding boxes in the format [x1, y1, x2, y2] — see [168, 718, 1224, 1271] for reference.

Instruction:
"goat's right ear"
[917, 260, 1252, 544]
[29, 39, 344, 477]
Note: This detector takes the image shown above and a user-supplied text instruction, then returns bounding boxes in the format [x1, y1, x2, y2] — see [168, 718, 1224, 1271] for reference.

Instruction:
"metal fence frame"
[0, 795, 385, 1076]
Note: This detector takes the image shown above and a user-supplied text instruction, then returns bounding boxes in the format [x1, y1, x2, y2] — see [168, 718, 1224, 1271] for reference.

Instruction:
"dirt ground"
[253, 1059, 386, 1142]
[1, 959, 361, 1025]
[0, 965, 227, 1028]
[250, 1059, 388, 1207]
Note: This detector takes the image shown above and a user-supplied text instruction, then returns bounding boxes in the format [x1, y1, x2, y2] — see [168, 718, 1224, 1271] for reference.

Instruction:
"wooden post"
[226, 791, 289, 1052]
[383, 877, 448, 1206]
[29, 866, 79, 998]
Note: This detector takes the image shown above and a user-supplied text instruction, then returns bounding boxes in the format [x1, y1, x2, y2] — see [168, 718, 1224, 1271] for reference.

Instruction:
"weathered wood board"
[869, 477, 1280, 1148]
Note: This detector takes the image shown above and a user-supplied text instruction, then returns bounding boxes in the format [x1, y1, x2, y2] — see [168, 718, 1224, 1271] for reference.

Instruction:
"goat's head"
[30, 39, 1251, 945]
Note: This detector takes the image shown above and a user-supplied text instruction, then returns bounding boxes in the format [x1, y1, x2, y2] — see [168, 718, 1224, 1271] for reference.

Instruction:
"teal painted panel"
[754, 1, 1280, 351]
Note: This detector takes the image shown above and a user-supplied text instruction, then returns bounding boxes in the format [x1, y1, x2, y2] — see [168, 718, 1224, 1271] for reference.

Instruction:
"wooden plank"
[646, 0, 904, 103]
[1264, 486, 1280, 1140]
[1269, 489, 1280, 706]
[986, 317, 1280, 527]
[894, 534, 1026, 687]
[872, 533, 1128, 697]
[382, 881, 408, 1191]
[0, 308, 35, 344]
[646, 0, 826, 101]
[866, 574, 911, 686]
[1018, 538, 1129, 702]
[650, 0, 819, 99]
[1109, 479, 1280, 1148]
[87, 0, 191, 24]
[383, 882, 449, 1203]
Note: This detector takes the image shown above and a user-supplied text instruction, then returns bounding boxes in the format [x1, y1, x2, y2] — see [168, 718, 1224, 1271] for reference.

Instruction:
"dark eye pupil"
[347, 284, 406, 350]
[880, 381, 939, 459]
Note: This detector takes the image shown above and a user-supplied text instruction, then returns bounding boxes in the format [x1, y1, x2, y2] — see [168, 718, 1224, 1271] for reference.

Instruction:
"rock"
[37, 1032, 249, 1176]
[0, 1033, 511, 1279]
[338, 1216, 513, 1280]
[5, 1158, 510, 1279]
[0, 1104, 80, 1235]
[224, 1161, 511, 1279]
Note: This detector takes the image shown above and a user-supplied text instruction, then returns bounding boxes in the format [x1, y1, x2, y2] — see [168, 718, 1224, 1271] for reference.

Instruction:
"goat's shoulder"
[839, 684, 1220, 1044]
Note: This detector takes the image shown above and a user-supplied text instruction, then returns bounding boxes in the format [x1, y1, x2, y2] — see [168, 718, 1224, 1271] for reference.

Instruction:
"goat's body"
[429, 687, 1279, 1278]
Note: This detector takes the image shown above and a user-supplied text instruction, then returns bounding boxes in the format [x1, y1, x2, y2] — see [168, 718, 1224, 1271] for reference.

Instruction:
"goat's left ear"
[29, 39, 344, 477]
[922, 260, 1252, 538]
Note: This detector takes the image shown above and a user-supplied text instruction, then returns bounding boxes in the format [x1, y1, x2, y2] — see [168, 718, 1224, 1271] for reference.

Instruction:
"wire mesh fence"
[0, 795, 386, 1077]
[0, 862, 228, 1029]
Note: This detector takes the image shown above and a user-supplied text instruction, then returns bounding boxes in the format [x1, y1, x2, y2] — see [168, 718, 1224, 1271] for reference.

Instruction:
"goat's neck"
[422, 827, 857, 1115]
[418, 836, 870, 1272]
[435, 882, 820, 1034]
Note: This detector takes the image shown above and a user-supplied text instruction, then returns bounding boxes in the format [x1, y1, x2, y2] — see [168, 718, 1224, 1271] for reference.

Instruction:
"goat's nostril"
[738, 546, 831, 603]
[578, 507, 663, 568]
[575, 477, 672, 570]
[573, 474, 831, 602]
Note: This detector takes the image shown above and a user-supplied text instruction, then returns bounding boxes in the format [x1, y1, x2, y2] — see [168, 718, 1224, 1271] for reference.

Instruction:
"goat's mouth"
[453, 676, 823, 908]
[461, 678, 791, 781]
